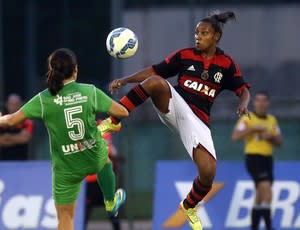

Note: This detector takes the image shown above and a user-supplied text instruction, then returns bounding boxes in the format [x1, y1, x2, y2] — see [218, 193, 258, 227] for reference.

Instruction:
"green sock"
[96, 162, 116, 201]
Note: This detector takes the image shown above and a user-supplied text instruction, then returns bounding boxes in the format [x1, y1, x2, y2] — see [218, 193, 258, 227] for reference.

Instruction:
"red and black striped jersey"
[152, 47, 250, 126]
[0, 119, 33, 160]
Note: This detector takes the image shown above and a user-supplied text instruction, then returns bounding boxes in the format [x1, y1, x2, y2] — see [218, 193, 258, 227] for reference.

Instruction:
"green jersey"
[21, 81, 112, 173]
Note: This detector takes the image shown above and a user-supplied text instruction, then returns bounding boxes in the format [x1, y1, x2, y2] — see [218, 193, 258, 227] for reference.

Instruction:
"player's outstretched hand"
[236, 103, 250, 118]
[109, 78, 127, 94]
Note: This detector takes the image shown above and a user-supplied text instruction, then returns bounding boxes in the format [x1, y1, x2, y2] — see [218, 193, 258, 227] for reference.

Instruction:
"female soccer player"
[100, 11, 250, 229]
[0, 48, 128, 230]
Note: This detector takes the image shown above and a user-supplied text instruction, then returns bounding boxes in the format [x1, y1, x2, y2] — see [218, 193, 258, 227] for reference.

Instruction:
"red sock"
[110, 116, 120, 125]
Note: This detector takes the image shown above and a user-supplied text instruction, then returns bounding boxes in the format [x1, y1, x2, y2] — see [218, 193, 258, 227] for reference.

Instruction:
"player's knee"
[195, 164, 215, 186]
[142, 75, 168, 91]
[197, 158, 216, 185]
[200, 169, 215, 186]
[198, 160, 216, 185]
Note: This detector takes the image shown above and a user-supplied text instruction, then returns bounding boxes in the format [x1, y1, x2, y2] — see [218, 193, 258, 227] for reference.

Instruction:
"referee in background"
[231, 91, 282, 230]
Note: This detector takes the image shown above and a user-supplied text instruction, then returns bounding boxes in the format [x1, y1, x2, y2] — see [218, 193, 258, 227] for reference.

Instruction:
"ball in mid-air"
[106, 27, 138, 59]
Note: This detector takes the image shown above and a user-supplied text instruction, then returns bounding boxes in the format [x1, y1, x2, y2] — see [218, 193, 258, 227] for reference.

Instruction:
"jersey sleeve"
[234, 115, 249, 131]
[94, 87, 113, 113]
[152, 50, 181, 79]
[271, 117, 281, 136]
[21, 94, 43, 119]
[223, 61, 250, 96]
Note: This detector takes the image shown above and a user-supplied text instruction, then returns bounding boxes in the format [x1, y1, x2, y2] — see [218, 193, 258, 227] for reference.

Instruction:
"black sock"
[109, 215, 121, 230]
[251, 208, 261, 230]
[261, 208, 272, 230]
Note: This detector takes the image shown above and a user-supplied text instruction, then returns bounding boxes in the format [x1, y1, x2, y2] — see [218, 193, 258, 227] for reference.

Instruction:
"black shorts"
[245, 154, 273, 185]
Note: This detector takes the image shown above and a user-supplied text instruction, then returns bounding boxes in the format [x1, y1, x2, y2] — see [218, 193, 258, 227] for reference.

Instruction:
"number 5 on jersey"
[64, 106, 85, 141]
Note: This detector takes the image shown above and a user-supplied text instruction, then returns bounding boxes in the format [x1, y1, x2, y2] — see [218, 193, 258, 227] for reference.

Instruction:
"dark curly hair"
[201, 11, 236, 41]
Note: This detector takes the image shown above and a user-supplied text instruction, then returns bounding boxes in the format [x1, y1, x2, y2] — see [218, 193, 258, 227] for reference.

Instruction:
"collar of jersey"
[253, 111, 268, 119]
[64, 80, 76, 86]
[193, 47, 224, 56]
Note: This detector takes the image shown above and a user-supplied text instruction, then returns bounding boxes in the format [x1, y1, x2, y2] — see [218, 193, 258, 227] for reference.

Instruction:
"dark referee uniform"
[152, 47, 250, 126]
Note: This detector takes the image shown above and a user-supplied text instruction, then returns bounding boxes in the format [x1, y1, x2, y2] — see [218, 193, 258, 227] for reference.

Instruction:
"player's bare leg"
[129, 76, 217, 192]
[180, 147, 216, 229]
[98, 75, 170, 134]
[141, 76, 207, 229]
[139, 75, 171, 113]
[55, 203, 76, 230]
[193, 146, 216, 187]
[100, 75, 211, 229]
[258, 181, 272, 205]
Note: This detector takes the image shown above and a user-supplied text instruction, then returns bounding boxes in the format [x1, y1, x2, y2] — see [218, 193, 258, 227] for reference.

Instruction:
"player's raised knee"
[143, 75, 168, 90]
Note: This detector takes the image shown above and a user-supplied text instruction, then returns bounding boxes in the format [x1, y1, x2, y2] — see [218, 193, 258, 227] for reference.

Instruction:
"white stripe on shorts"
[154, 81, 216, 160]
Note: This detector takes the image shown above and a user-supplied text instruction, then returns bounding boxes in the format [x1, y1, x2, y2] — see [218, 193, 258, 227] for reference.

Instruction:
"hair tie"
[210, 15, 220, 26]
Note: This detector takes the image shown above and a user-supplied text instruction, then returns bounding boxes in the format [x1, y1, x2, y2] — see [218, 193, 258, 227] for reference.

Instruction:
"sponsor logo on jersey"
[183, 80, 216, 97]
[54, 92, 88, 106]
[201, 70, 209, 80]
[54, 95, 63, 106]
[187, 65, 196, 71]
[214, 72, 223, 83]
[61, 138, 96, 155]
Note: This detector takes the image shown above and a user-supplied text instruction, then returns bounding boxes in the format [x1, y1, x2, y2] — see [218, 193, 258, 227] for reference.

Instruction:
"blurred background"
[0, 0, 299, 229]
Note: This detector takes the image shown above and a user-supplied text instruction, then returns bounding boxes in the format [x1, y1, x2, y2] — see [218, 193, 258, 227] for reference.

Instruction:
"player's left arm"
[223, 61, 251, 117]
[236, 87, 250, 117]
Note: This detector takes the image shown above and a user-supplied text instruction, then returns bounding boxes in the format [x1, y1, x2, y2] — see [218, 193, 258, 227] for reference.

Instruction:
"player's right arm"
[0, 93, 42, 128]
[109, 49, 182, 94]
[109, 66, 156, 94]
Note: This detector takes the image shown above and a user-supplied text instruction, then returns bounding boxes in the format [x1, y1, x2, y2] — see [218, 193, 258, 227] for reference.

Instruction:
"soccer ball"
[106, 27, 138, 59]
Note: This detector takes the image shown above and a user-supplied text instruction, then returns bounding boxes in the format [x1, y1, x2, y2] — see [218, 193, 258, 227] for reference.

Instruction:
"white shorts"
[154, 82, 216, 160]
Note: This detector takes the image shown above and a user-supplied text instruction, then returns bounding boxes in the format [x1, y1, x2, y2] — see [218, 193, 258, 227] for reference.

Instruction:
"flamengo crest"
[214, 72, 223, 83]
